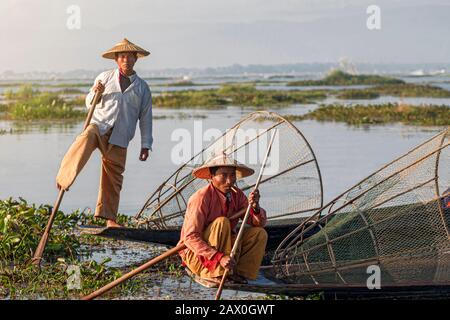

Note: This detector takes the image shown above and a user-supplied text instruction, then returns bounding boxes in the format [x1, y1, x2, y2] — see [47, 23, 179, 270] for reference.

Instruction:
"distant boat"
[410, 69, 426, 76]
[429, 69, 446, 76]
[409, 69, 446, 77]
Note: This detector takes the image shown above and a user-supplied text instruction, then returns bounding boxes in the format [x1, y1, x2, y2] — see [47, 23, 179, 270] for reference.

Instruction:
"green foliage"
[56, 88, 85, 94]
[335, 84, 450, 99]
[153, 84, 327, 108]
[372, 83, 450, 98]
[286, 103, 450, 126]
[0, 197, 141, 299]
[2, 85, 86, 120]
[165, 81, 198, 87]
[0, 82, 91, 88]
[0, 197, 132, 263]
[288, 70, 404, 86]
[306, 292, 324, 300]
[0, 256, 142, 299]
[335, 89, 380, 100]
[0, 197, 81, 263]
[0, 104, 9, 112]
[165, 261, 184, 277]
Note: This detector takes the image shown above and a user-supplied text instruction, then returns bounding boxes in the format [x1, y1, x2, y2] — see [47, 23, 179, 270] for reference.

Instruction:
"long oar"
[215, 129, 277, 300]
[82, 243, 186, 300]
[32, 85, 103, 268]
[81, 206, 247, 300]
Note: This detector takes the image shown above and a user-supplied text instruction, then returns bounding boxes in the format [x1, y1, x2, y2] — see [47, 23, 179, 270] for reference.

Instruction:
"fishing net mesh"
[273, 127, 450, 287]
[134, 111, 323, 229]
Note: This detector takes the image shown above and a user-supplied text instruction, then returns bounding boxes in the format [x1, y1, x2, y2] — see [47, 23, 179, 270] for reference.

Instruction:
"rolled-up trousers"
[56, 124, 127, 220]
[182, 217, 268, 280]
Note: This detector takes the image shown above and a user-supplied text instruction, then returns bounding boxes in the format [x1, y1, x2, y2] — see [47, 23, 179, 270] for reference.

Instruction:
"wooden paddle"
[82, 203, 254, 300]
[32, 84, 103, 268]
[82, 243, 186, 300]
[215, 129, 277, 300]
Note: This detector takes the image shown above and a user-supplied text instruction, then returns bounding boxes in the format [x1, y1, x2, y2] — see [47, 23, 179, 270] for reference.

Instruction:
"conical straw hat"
[102, 38, 150, 59]
[192, 153, 255, 180]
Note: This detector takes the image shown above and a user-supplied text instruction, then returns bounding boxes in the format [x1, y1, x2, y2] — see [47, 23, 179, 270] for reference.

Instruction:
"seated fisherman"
[178, 154, 268, 284]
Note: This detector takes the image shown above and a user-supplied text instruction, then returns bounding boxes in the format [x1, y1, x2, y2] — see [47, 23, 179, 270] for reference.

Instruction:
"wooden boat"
[80, 119, 449, 299]
[176, 127, 450, 298]
[78, 217, 320, 252]
[189, 266, 450, 299]
[81, 111, 325, 255]
[269, 127, 450, 297]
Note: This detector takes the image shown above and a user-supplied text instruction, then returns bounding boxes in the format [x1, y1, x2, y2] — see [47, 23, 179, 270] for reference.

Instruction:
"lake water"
[1, 74, 449, 217]
[0, 105, 443, 217]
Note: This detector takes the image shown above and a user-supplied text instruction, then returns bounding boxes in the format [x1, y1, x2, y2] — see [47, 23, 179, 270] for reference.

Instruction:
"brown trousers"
[182, 217, 268, 280]
[56, 124, 127, 220]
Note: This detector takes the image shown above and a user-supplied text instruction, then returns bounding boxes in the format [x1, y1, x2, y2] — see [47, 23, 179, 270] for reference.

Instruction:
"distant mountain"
[1, 62, 449, 80]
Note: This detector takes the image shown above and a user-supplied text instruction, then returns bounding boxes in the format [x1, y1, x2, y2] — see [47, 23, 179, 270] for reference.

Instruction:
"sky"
[1, 0, 450, 72]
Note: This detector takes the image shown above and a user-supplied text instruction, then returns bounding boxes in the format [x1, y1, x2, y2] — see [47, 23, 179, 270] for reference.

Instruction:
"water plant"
[286, 103, 450, 126]
[2, 85, 86, 121]
[0, 197, 143, 299]
[153, 84, 328, 108]
[287, 70, 404, 86]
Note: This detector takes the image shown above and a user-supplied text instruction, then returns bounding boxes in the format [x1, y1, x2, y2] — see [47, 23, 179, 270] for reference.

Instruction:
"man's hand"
[139, 148, 149, 161]
[219, 255, 236, 270]
[249, 189, 260, 210]
[93, 80, 105, 94]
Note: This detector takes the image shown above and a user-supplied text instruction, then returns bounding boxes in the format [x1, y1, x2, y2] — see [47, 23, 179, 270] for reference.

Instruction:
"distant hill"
[1, 63, 449, 80]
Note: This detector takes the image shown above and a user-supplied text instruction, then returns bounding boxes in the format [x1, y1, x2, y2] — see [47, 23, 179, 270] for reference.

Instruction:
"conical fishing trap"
[134, 111, 324, 229]
[273, 127, 450, 288]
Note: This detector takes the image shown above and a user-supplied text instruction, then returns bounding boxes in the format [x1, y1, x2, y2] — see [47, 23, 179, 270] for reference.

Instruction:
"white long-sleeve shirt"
[85, 69, 153, 150]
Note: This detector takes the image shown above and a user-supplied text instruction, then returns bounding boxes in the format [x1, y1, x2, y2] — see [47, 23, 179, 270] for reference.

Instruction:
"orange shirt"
[178, 182, 267, 261]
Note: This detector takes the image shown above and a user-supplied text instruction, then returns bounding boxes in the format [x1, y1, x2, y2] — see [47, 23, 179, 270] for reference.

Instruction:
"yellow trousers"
[56, 124, 127, 220]
[182, 217, 268, 280]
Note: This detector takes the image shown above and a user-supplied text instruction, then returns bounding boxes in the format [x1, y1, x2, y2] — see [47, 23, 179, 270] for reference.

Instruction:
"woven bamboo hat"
[192, 153, 255, 180]
[102, 38, 150, 59]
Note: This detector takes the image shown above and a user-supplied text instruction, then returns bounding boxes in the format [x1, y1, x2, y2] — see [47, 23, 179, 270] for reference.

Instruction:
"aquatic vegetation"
[286, 103, 450, 126]
[0, 255, 143, 299]
[153, 113, 208, 120]
[335, 89, 380, 100]
[0, 197, 82, 262]
[372, 83, 450, 98]
[335, 84, 450, 99]
[8, 103, 85, 121]
[0, 82, 91, 88]
[0, 197, 142, 299]
[161, 81, 210, 87]
[287, 70, 404, 86]
[2, 85, 86, 120]
[153, 84, 328, 108]
[56, 88, 86, 94]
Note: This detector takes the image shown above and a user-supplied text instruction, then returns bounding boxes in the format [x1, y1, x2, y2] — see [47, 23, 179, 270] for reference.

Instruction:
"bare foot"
[106, 219, 123, 228]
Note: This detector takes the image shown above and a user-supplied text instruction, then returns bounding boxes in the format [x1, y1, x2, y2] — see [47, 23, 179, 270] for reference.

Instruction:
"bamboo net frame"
[133, 111, 324, 229]
[273, 127, 450, 287]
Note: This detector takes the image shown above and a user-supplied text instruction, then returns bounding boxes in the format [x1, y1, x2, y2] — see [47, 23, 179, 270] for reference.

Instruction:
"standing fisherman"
[56, 38, 153, 228]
